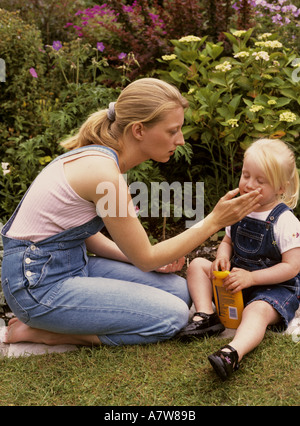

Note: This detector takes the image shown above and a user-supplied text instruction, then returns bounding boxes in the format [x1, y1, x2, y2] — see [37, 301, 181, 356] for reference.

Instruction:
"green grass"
[0, 333, 299, 406]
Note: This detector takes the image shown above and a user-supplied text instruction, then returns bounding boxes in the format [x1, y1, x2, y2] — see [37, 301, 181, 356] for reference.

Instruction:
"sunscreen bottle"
[212, 270, 244, 329]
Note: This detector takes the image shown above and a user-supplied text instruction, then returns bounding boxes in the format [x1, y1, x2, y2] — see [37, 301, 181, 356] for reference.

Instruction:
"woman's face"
[139, 107, 185, 163]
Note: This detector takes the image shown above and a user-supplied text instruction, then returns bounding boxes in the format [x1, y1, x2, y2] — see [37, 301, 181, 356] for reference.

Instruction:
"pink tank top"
[7, 151, 118, 242]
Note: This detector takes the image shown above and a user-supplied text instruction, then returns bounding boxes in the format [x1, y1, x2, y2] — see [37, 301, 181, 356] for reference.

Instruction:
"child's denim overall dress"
[231, 203, 300, 330]
[1, 145, 190, 345]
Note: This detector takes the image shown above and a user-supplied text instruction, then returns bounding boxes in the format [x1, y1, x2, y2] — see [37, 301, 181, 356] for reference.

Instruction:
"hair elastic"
[107, 102, 116, 121]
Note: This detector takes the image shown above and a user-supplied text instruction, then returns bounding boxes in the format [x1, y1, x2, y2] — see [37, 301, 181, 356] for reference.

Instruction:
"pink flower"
[118, 52, 127, 60]
[29, 68, 38, 78]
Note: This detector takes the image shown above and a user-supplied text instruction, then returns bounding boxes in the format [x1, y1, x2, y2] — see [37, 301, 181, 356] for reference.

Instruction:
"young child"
[178, 139, 300, 380]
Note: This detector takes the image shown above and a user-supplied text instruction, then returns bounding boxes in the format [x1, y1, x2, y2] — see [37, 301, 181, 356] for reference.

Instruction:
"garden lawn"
[0, 333, 298, 406]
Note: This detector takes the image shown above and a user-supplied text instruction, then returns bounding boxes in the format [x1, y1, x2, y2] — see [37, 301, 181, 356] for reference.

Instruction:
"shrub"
[65, 0, 170, 79]
[0, 0, 87, 44]
[0, 9, 47, 141]
[233, 0, 300, 52]
[157, 30, 300, 213]
[64, 0, 255, 79]
[0, 82, 119, 222]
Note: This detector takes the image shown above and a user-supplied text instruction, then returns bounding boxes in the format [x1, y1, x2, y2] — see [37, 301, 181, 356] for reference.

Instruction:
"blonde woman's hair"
[61, 78, 189, 153]
[244, 139, 299, 208]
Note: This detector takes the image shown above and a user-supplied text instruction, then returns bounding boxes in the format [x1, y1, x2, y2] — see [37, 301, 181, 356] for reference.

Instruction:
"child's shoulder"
[276, 210, 300, 252]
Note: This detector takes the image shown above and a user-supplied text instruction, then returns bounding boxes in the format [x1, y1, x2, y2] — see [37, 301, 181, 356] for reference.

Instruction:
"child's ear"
[278, 181, 289, 195]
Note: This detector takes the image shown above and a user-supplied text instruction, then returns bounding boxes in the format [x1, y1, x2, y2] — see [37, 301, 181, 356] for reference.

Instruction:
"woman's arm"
[69, 157, 263, 272]
[85, 232, 130, 263]
[85, 232, 186, 273]
[93, 169, 262, 271]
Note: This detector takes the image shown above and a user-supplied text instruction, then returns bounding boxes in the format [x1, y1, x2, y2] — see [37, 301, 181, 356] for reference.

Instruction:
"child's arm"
[224, 247, 300, 294]
[212, 234, 233, 272]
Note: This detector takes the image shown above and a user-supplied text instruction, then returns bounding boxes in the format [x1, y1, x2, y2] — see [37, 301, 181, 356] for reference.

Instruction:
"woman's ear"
[131, 122, 145, 140]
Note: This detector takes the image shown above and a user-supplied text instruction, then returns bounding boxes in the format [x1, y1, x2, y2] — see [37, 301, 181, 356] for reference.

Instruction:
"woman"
[1, 78, 262, 347]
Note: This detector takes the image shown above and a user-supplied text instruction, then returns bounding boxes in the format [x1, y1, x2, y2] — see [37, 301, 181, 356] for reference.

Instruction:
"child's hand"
[223, 267, 253, 293]
[156, 257, 185, 273]
[211, 257, 231, 278]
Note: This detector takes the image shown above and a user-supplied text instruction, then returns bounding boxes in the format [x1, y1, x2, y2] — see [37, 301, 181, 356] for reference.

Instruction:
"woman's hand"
[155, 257, 185, 273]
[210, 188, 262, 230]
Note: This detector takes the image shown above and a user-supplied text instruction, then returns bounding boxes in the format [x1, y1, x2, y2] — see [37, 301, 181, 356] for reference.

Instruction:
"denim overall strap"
[265, 202, 291, 224]
[51, 145, 119, 168]
[230, 203, 291, 271]
[1, 145, 119, 240]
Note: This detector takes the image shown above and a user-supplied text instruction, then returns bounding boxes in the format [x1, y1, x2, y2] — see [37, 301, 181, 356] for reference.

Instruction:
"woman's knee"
[160, 296, 190, 338]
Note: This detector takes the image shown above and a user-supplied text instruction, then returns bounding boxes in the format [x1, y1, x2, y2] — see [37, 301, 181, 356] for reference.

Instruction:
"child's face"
[239, 154, 282, 212]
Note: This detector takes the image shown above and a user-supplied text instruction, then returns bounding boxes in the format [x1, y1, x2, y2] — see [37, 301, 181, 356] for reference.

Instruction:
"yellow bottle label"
[212, 271, 244, 329]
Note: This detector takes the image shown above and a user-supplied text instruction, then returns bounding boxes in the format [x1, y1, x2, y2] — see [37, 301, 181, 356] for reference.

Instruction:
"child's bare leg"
[223, 300, 281, 361]
[208, 300, 281, 380]
[187, 257, 214, 320]
[177, 258, 224, 339]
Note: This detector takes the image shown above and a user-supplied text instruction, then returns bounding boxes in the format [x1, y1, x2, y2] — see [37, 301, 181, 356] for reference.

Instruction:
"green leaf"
[235, 76, 252, 90]
[182, 125, 199, 139]
[169, 70, 183, 83]
[229, 94, 242, 112]
[223, 32, 239, 46]
[209, 77, 227, 87]
[280, 89, 299, 101]
[274, 98, 291, 108]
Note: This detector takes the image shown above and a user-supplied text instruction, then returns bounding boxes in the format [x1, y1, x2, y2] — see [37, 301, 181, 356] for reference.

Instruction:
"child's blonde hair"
[244, 139, 299, 209]
[61, 78, 188, 153]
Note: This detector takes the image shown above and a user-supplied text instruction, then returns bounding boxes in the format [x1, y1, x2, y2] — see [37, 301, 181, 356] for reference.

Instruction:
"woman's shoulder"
[63, 153, 121, 203]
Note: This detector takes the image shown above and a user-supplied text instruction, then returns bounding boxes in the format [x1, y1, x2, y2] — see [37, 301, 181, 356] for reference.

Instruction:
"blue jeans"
[1, 220, 191, 346]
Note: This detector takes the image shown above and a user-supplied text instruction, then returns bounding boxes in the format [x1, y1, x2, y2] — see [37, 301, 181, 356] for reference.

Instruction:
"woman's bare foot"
[4, 318, 101, 346]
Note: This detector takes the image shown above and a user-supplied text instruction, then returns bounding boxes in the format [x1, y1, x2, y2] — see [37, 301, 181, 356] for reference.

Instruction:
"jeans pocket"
[235, 226, 264, 254]
[2, 278, 30, 324]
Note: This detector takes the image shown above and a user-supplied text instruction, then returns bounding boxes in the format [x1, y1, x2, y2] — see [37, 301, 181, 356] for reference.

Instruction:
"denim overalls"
[1, 145, 190, 345]
[231, 203, 300, 330]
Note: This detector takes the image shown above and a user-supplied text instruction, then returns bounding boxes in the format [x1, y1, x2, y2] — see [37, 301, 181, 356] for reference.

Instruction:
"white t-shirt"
[226, 209, 300, 254]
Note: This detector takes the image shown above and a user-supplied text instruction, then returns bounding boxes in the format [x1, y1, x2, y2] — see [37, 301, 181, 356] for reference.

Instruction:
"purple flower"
[272, 13, 283, 23]
[52, 40, 62, 51]
[97, 42, 105, 52]
[29, 67, 38, 78]
[118, 52, 127, 60]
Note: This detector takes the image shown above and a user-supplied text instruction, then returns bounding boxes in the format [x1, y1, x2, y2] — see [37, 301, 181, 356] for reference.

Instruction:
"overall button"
[26, 271, 32, 277]
[25, 258, 32, 264]
[30, 245, 36, 251]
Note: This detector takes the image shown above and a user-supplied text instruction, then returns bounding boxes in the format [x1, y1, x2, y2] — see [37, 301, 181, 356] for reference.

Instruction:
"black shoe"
[177, 312, 225, 341]
[208, 344, 240, 381]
